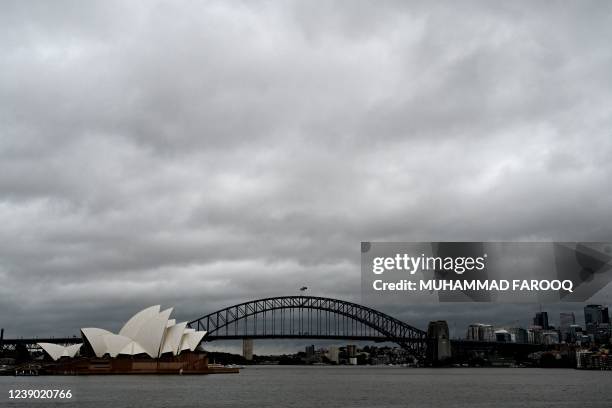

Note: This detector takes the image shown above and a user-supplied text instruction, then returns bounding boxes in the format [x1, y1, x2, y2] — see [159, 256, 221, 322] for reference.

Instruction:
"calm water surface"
[2, 366, 612, 408]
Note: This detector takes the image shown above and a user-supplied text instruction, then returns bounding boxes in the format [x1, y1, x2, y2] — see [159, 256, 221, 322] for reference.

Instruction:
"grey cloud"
[1, 1, 612, 344]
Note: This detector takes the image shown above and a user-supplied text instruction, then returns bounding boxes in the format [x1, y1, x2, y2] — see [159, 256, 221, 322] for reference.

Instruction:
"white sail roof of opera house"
[38, 305, 207, 361]
[38, 343, 82, 361]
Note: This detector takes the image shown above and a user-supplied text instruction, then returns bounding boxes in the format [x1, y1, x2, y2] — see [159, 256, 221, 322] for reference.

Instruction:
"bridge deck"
[2, 337, 81, 345]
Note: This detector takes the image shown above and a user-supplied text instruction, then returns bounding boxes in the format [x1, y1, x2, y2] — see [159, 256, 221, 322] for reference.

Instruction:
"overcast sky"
[1, 1, 612, 353]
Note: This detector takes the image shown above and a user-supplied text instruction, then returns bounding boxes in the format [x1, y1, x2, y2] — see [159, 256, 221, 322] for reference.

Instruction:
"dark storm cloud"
[1, 1, 612, 341]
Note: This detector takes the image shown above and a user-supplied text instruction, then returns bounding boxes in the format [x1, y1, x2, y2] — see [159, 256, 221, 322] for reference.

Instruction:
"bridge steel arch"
[187, 296, 426, 356]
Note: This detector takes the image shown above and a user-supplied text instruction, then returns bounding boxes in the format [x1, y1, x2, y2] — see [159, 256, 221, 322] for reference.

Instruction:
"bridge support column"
[426, 321, 452, 365]
[242, 338, 253, 361]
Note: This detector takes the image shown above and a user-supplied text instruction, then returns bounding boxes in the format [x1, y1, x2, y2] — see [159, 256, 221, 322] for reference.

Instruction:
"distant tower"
[346, 344, 357, 365]
[584, 304, 610, 343]
[327, 346, 339, 364]
[426, 321, 451, 364]
[305, 344, 315, 362]
[533, 312, 549, 330]
[559, 313, 575, 342]
[466, 323, 494, 341]
[242, 338, 253, 361]
[584, 304, 609, 331]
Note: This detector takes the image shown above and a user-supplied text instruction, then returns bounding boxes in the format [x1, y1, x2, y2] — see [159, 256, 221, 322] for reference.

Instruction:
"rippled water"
[2, 366, 612, 408]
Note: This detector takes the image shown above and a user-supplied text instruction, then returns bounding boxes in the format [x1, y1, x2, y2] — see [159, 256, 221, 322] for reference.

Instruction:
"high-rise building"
[305, 344, 315, 361]
[466, 324, 478, 340]
[509, 327, 528, 343]
[346, 344, 357, 358]
[542, 331, 560, 345]
[533, 312, 549, 330]
[594, 323, 612, 344]
[495, 330, 512, 343]
[346, 344, 358, 365]
[327, 346, 339, 364]
[528, 326, 543, 344]
[560, 312, 575, 342]
[568, 324, 583, 342]
[584, 305, 610, 334]
[242, 338, 253, 361]
[466, 324, 494, 342]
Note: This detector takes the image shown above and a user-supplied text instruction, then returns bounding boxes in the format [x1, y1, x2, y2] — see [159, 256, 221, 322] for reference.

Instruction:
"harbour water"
[2, 366, 612, 407]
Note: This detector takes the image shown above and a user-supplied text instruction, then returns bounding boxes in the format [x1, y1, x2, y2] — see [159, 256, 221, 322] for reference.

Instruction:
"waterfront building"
[346, 344, 357, 358]
[590, 353, 612, 370]
[34, 306, 225, 375]
[38, 305, 207, 361]
[593, 323, 612, 344]
[495, 329, 512, 343]
[466, 323, 494, 342]
[559, 313, 575, 342]
[508, 327, 528, 343]
[528, 326, 543, 344]
[584, 305, 611, 344]
[541, 330, 560, 345]
[567, 324, 583, 343]
[305, 344, 316, 363]
[327, 346, 339, 364]
[584, 304, 610, 334]
[576, 333, 591, 346]
[576, 350, 592, 369]
[576, 349, 612, 370]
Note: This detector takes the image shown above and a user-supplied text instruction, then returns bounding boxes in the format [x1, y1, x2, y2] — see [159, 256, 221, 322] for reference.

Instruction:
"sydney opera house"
[36, 305, 224, 374]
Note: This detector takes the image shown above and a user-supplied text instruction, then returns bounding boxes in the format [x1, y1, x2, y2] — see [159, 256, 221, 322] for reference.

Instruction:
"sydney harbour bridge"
[187, 296, 426, 355]
[1, 295, 543, 360]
